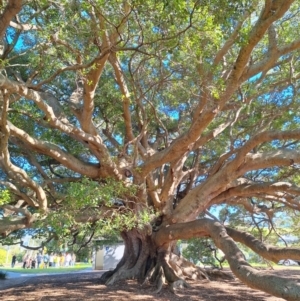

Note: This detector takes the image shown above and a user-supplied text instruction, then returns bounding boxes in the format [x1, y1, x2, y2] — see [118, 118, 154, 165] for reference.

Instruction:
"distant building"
[93, 240, 124, 270]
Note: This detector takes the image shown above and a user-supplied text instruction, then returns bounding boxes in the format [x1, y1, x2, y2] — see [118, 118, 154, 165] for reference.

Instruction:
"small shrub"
[0, 248, 9, 263]
[0, 270, 7, 280]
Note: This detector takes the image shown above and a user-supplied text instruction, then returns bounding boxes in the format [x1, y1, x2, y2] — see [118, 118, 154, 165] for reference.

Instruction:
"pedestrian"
[43, 253, 49, 268]
[11, 254, 17, 268]
[37, 253, 43, 268]
[31, 255, 36, 269]
[49, 253, 54, 267]
[22, 253, 29, 269]
[71, 253, 76, 267]
[65, 253, 71, 266]
[26, 256, 32, 268]
[53, 253, 58, 267]
[60, 253, 65, 267]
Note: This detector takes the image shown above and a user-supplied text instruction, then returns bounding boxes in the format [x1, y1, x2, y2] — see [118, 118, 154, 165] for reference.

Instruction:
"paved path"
[5, 267, 94, 278]
[0, 268, 99, 290]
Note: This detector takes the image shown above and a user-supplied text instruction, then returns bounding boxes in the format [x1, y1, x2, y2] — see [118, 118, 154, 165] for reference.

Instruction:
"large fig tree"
[1, 0, 300, 299]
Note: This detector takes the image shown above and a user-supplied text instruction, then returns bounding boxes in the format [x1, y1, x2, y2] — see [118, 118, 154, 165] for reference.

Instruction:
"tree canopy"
[1, 0, 300, 299]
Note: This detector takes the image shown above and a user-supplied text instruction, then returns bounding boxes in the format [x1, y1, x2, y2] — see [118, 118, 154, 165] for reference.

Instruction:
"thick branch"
[239, 149, 300, 174]
[228, 129, 300, 172]
[8, 122, 101, 178]
[0, 218, 27, 236]
[155, 218, 300, 301]
[171, 131, 300, 224]
[226, 227, 300, 263]
[211, 182, 300, 206]
[0, 75, 124, 178]
[109, 52, 134, 143]
[213, 11, 251, 66]
[0, 180, 37, 207]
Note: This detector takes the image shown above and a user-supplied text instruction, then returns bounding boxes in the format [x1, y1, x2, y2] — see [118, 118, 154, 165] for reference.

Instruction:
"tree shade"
[1, 1, 300, 299]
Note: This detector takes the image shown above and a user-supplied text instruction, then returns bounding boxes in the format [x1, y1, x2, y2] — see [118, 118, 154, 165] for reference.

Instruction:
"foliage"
[5, 177, 154, 250]
[0, 248, 10, 265]
[182, 238, 225, 269]
[73, 246, 90, 263]
[15, 252, 25, 263]
[0, 190, 10, 206]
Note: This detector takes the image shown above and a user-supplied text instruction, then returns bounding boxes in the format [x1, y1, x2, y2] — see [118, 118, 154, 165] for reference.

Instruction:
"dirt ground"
[1, 268, 299, 301]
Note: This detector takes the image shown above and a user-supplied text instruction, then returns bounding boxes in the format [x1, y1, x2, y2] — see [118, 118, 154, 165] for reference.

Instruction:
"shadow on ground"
[0, 270, 290, 301]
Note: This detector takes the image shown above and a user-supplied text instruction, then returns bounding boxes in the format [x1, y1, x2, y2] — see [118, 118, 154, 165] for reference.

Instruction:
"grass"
[1, 263, 92, 274]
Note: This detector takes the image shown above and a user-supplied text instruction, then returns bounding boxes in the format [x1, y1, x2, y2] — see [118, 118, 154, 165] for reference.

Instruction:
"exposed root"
[99, 229, 234, 295]
[168, 253, 234, 282]
[105, 270, 121, 285]
[154, 266, 165, 293]
[169, 253, 210, 281]
[101, 250, 234, 292]
[169, 279, 190, 294]
[195, 266, 210, 280]
[149, 262, 161, 283]
[151, 261, 190, 294]
[205, 268, 235, 281]
[99, 270, 114, 284]
[141, 261, 155, 286]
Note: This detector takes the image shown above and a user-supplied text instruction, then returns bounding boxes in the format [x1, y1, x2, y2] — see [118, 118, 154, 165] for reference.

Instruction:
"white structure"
[93, 242, 125, 270]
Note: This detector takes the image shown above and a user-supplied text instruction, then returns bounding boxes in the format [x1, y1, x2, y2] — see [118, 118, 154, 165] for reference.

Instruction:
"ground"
[1, 268, 299, 300]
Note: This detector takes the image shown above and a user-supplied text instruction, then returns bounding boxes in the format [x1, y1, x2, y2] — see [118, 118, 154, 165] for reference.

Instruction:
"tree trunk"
[99, 228, 232, 293]
[100, 220, 300, 300]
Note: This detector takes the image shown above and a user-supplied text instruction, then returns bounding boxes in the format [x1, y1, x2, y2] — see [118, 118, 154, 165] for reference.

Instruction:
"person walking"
[26, 256, 32, 269]
[60, 253, 65, 267]
[37, 253, 43, 268]
[71, 253, 76, 267]
[65, 253, 71, 266]
[49, 253, 54, 267]
[43, 253, 49, 268]
[11, 254, 17, 268]
[22, 253, 29, 269]
[31, 254, 36, 269]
